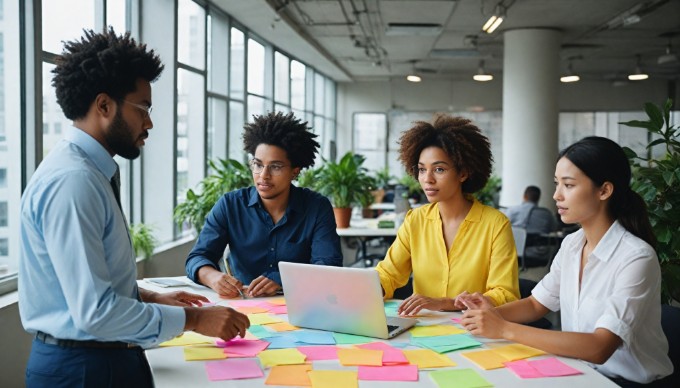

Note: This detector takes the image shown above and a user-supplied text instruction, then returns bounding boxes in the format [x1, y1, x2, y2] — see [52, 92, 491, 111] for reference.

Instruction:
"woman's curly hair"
[243, 111, 320, 169]
[398, 114, 493, 194]
[51, 28, 164, 120]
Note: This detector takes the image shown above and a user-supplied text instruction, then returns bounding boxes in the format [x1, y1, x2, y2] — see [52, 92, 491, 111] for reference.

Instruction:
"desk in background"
[337, 218, 396, 267]
[142, 277, 617, 388]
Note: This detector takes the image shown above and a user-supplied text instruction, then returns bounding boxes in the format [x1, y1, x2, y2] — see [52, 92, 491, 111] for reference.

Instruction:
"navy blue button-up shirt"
[185, 185, 343, 286]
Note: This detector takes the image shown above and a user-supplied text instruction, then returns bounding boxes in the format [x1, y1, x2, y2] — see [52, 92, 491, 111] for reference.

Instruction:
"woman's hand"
[397, 294, 452, 316]
[454, 291, 495, 310]
[461, 308, 507, 339]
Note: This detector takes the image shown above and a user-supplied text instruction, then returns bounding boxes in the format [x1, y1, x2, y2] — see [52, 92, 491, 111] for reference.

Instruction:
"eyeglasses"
[412, 165, 450, 177]
[124, 100, 153, 119]
[249, 160, 289, 176]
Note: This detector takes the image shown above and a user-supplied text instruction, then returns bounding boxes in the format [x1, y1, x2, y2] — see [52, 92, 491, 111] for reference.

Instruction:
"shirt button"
[270, 264, 273, 268]
[270, 247, 274, 251]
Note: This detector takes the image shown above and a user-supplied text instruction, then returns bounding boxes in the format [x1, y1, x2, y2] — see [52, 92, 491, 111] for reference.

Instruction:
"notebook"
[278, 262, 417, 339]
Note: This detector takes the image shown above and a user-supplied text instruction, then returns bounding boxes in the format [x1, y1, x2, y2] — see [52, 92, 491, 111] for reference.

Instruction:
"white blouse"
[532, 221, 673, 383]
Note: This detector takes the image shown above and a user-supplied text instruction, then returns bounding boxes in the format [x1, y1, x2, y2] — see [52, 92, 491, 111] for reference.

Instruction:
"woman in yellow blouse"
[376, 114, 519, 316]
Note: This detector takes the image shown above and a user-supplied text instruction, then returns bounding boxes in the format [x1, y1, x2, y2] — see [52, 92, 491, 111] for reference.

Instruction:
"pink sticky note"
[504, 360, 544, 378]
[228, 300, 269, 309]
[205, 359, 264, 381]
[451, 317, 462, 323]
[357, 342, 409, 365]
[267, 305, 288, 314]
[531, 358, 583, 377]
[358, 365, 419, 381]
[214, 338, 270, 357]
[297, 345, 339, 360]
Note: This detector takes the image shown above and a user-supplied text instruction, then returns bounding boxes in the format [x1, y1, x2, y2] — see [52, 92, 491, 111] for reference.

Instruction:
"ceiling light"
[406, 74, 422, 83]
[560, 61, 580, 83]
[473, 60, 493, 82]
[658, 42, 678, 65]
[628, 55, 649, 81]
[482, 4, 505, 34]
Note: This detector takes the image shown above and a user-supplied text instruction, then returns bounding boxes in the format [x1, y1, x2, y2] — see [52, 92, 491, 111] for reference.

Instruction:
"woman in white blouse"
[460, 136, 673, 386]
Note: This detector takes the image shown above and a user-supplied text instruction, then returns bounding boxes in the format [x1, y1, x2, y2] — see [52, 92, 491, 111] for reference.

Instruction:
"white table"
[337, 218, 397, 266]
[142, 277, 617, 388]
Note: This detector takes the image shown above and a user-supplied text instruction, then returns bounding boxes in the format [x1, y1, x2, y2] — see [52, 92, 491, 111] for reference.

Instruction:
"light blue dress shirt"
[19, 127, 185, 348]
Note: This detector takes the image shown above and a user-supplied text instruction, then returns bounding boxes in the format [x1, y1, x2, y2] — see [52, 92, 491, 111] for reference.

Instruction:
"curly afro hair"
[398, 114, 493, 194]
[242, 111, 320, 169]
[51, 28, 164, 120]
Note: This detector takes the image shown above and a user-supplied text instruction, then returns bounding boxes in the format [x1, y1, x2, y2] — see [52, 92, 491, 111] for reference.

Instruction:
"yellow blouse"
[376, 199, 519, 306]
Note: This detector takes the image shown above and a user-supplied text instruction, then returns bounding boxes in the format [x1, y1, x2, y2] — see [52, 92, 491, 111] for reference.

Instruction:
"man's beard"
[105, 108, 142, 160]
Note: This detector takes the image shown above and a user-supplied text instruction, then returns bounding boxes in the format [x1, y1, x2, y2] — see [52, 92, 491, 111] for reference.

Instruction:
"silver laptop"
[279, 262, 417, 339]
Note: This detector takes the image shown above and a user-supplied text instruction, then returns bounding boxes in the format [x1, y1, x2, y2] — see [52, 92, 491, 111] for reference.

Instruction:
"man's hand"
[397, 294, 453, 316]
[149, 291, 210, 307]
[246, 276, 281, 297]
[453, 291, 495, 310]
[199, 267, 244, 298]
[184, 306, 250, 341]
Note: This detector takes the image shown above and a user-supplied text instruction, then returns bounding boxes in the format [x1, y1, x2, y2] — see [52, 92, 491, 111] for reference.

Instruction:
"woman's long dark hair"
[558, 136, 656, 248]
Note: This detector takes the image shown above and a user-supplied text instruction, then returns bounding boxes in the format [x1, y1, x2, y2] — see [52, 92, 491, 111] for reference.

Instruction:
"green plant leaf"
[619, 119, 657, 133]
[643, 102, 664, 130]
[622, 146, 638, 160]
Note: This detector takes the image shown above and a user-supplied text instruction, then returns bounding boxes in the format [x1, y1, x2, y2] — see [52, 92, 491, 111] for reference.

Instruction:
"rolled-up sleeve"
[376, 211, 414, 299]
[185, 196, 230, 284]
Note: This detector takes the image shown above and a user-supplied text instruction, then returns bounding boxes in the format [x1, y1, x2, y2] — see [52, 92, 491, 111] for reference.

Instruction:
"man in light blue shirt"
[19, 29, 249, 388]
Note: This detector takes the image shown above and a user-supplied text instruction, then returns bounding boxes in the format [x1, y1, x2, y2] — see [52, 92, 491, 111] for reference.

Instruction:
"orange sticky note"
[461, 349, 507, 370]
[308, 370, 358, 388]
[265, 364, 313, 386]
[492, 343, 546, 361]
[183, 345, 227, 361]
[337, 348, 383, 366]
[268, 322, 300, 332]
[402, 349, 456, 368]
[234, 306, 269, 314]
[268, 298, 287, 305]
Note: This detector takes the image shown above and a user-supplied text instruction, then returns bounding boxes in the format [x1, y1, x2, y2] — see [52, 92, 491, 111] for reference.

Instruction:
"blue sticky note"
[292, 330, 336, 345]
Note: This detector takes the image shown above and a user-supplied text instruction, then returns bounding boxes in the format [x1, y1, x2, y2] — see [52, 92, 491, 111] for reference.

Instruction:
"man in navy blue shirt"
[186, 112, 343, 298]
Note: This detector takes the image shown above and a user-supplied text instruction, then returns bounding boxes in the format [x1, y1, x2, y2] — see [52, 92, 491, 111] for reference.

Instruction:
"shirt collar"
[591, 220, 626, 263]
[426, 195, 483, 221]
[246, 185, 302, 213]
[65, 126, 118, 180]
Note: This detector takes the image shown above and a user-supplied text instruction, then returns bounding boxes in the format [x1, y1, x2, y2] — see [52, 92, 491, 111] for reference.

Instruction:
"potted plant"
[295, 166, 321, 189]
[129, 223, 157, 260]
[314, 152, 375, 228]
[397, 174, 423, 203]
[173, 158, 251, 233]
[621, 98, 680, 304]
[476, 175, 502, 207]
[358, 175, 378, 218]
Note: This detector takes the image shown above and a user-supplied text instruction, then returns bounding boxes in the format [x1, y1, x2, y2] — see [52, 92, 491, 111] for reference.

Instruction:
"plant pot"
[333, 207, 352, 228]
[362, 208, 375, 218]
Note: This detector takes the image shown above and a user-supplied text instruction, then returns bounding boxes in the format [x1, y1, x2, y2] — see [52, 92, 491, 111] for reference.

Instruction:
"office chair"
[511, 226, 528, 270]
[518, 278, 553, 329]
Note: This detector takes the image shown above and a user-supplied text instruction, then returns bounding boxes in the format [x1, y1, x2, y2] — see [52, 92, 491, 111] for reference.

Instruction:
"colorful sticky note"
[491, 343, 546, 361]
[461, 349, 507, 370]
[267, 335, 301, 349]
[293, 330, 336, 345]
[257, 348, 307, 368]
[409, 324, 466, 337]
[337, 348, 383, 366]
[183, 345, 227, 361]
[530, 357, 583, 377]
[402, 349, 457, 368]
[265, 364, 313, 386]
[429, 368, 493, 388]
[268, 322, 299, 332]
[503, 360, 543, 378]
[267, 297, 287, 306]
[228, 300, 269, 309]
[216, 338, 270, 357]
[308, 370, 358, 388]
[332, 332, 374, 344]
[451, 317, 462, 323]
[205, 359, 263, 381]
[411, 334, 482, 353]
[297, 345, 339, 361]
[233, 306, 269, 314]
[159, 331, 215, 347]
[248, 313, 282, 325]
[267, 305, 288, 314]
[358, 365, 419, 381]
[356, 342, 408, 364]
[248, 325, 276, 339]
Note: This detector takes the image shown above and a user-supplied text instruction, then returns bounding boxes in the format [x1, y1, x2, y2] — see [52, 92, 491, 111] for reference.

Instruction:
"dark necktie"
[111, 165, 122, 210]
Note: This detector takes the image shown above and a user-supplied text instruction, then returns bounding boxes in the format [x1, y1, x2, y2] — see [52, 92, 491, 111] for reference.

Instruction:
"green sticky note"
[412, 334, 482, 353]
[429, 368, 493, 388]
[247, 325, 275, 339]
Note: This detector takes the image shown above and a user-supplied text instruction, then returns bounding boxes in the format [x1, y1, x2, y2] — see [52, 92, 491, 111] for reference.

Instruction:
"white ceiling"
[215, 0, 680, 83]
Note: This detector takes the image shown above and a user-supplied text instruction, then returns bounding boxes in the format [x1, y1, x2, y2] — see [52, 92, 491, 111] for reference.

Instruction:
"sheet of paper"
[332, 332, 374, 344]
[460, 349, 507, 370]
[529, 357, 583, 377]
[356, 342, 408, 364]
[429, 368, 493, 388]
[159, 331, 215, 347]
[293, 330, 336, 345]
[297, 345, 339, 361]
[409, 324, 466, 337]
[357, 365, 419, 381]
[265, 364, 313, 386]
[205, 359, 263, 381]
[491, 343, 546, 361]
[337, 348, 383, 366]
[402, 349, 457, 368]
[183, 345, 227, 361]
[257, 348, 307, 368]
[308, 370, 358, 388]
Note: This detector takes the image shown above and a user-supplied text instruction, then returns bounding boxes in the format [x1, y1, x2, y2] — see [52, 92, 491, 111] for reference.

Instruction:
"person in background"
[505, 185, 557, 262]
[185, 112, 342, 298]
[375, 114, 520, 316]
[19, 29, 249, 388]
[461, 136, 673, 386]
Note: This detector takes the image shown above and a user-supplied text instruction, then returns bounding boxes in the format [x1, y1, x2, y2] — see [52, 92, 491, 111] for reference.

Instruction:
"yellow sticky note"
[308, 370, 358, 388]
[461, 349, 507, 370]
[235, 306, 269, 314]
[268, 322, 300, 332]
[248, 313, 282, 325]
[403, 349, 457, 368]
[491, 343, 546, 361]
[337, 348, 383, 366]
[265, 364, 313, 386]
[258, 348, 307, 368]
[159, 331, 215, 347]
[268, 298, 287, 305]
[409, 325, 466, 337]
[183, 345, 226, 361]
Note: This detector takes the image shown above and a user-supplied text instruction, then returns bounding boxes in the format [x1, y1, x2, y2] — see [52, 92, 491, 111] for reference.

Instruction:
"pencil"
[223, 255, 247, 299]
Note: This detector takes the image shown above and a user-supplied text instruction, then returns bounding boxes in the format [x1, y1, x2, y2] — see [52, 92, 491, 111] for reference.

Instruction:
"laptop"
[278, 262, 417, 339]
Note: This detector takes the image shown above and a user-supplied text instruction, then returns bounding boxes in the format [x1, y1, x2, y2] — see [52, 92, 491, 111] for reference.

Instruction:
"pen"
[223, 255, 247, 299]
